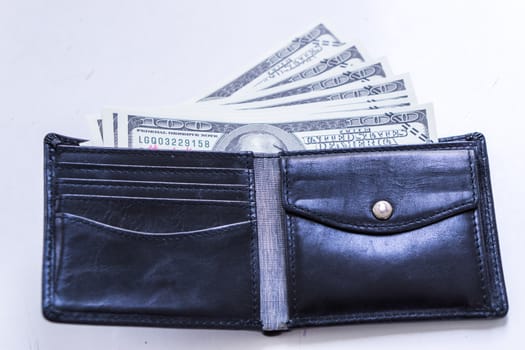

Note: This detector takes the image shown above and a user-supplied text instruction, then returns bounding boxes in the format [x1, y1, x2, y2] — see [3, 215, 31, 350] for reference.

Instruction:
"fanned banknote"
[262, 45, 367, 90]
[105, 105, 435, 152]
[229, 74, 414, 110]
[199, 24, 345, 101]
[88, 23, 437, 152]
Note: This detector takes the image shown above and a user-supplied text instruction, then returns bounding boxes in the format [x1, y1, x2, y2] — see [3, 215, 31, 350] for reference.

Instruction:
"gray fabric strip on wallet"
[253, 156, 289, 331]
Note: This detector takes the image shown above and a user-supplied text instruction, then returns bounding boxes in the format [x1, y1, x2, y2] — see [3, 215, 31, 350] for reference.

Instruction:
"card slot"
[56, 177, 248, 188]
[59, 193, 250, 205]
[55, 144, 253, 169]
[56, 212, 251, 237]
[52, 211, 257, 320]
[58, 194, 252, 233]
[57, 181, 250, 201]
[56, 161, 247, 172]
[55, 165, 250, 185]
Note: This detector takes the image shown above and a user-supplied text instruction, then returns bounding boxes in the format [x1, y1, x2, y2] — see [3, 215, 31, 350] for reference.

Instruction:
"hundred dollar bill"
[250, 43, 367, 91]
[240, 94, 416, 117]
[234, 74, 413, 110]
[307, 94, 413, 115]
[103, 93, 415, 136]
[146, 74, 412, 119]
[199, 24, 344, 101]
[263, 45, 366, 90]
[107, 105, 435, 152]
[224, 61, 389, 105]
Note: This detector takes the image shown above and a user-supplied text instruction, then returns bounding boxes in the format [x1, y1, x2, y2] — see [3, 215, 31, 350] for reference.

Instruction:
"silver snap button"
[372, 200, 393, 220]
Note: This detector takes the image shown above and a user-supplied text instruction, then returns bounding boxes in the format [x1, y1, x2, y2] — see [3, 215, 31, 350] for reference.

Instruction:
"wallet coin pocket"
[281, 146, 500, 324]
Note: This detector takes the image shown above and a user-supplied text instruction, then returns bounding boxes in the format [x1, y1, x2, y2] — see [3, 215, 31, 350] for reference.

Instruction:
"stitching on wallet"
[468, 140, 502, 310]
[284, 159, 298, 318]
[477, 138, 505, 310]
[467, 149, 488, 307]
[290, 308, 495, 324]
[44, 306, 261, 327]
[247, 168, 259, 321]
[467, 150, 479, 205]
[472, 211, 488, 307]
[288, 216, 298, 319]
[45, 146, 56, 310]
[242, 154, 250, 170]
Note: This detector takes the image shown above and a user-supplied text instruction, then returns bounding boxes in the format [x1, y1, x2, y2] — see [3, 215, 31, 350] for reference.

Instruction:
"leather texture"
[42, 132, 508, 331]
[43, 135, 261, 330]
[281, 133, 508, 328]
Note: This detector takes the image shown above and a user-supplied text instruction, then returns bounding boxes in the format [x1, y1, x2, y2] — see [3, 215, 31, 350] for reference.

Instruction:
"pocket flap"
[281, 147, 479, 234]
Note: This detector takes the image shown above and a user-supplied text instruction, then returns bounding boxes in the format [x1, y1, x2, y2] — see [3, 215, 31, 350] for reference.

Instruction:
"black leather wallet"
[42, 132, 508, 332]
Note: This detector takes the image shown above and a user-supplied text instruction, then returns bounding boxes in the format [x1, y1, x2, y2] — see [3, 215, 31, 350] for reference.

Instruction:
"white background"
[1, 0, 524, 349]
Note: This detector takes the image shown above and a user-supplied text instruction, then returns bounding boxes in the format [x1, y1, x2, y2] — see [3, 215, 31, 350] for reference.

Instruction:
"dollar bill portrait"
[214, 124, 304, 153]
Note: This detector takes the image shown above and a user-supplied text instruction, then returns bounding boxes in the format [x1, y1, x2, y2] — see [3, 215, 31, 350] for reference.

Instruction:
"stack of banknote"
[89, 23, 436, 153]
